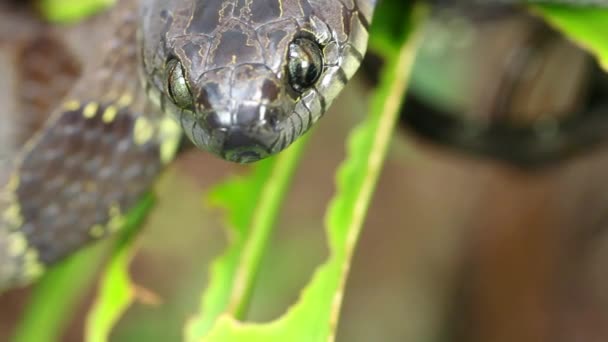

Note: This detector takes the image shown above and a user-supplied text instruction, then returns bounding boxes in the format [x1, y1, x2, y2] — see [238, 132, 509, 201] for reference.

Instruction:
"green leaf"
[533, 5, 608, 70]
[37, 0, 115, 23]
[84, 194, 155, 342]
[185, 134, 310, 341]
[185, 4, 426, 341]
[367, 0, 416, 58]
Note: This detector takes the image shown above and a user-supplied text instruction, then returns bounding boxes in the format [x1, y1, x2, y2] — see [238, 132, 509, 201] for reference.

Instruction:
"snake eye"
[287, 37, 323, 93]
[166, 58, 194, 110]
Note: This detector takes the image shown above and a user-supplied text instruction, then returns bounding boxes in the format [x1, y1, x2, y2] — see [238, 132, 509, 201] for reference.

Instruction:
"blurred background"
[1, 2, 608, 341]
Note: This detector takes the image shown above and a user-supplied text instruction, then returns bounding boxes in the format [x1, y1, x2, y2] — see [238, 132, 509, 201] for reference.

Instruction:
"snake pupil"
[287, 37, 323, 93]
[166, 58, 194, 110]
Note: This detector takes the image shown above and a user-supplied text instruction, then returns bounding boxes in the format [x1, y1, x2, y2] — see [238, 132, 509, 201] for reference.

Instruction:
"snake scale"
[0, 0, 604, 290]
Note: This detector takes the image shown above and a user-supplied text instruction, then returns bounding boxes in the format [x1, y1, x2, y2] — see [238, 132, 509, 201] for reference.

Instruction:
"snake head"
[166, 60, 298, 163]
[161, 32, 325, 163]
[140, 0, 371, 163]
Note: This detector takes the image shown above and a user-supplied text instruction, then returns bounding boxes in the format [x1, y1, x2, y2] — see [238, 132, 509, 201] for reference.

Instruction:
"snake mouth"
[178, 105, 280, 163]
[224, 147, 269, 163]
[188, 103, 285, 163]
[219, 127, 273, 163]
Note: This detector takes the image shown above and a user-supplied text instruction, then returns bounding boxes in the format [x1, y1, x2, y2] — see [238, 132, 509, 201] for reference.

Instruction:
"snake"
[0, 0, 604, 290]
[0, 0, 374, 290]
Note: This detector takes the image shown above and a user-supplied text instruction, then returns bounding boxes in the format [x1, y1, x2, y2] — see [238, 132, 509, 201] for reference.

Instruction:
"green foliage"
[184, 5, 425, 342]
[368, 0, 415, 57]
[185, 134, 310, 340]
[84, 194, 156, 342]
[37, 0, 115, 23]
[13, 1, 608, 342]
[534, 5, 608, 70]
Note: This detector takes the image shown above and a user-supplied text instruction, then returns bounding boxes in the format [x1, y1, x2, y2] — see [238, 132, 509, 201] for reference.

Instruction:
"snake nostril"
[261, 79, 280, 102]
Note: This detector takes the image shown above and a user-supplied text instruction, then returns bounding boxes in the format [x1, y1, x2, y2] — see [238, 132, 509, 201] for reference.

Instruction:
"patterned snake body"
[0, 0, 375, 289]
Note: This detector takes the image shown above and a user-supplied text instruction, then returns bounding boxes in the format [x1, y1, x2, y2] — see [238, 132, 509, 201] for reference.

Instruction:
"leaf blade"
[185, 3, 426, 341]
[533, 5, 608, 70]
[37, 0, 116, 23]
[185, 134, 310, 341]
[84, 194, 155, 342]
